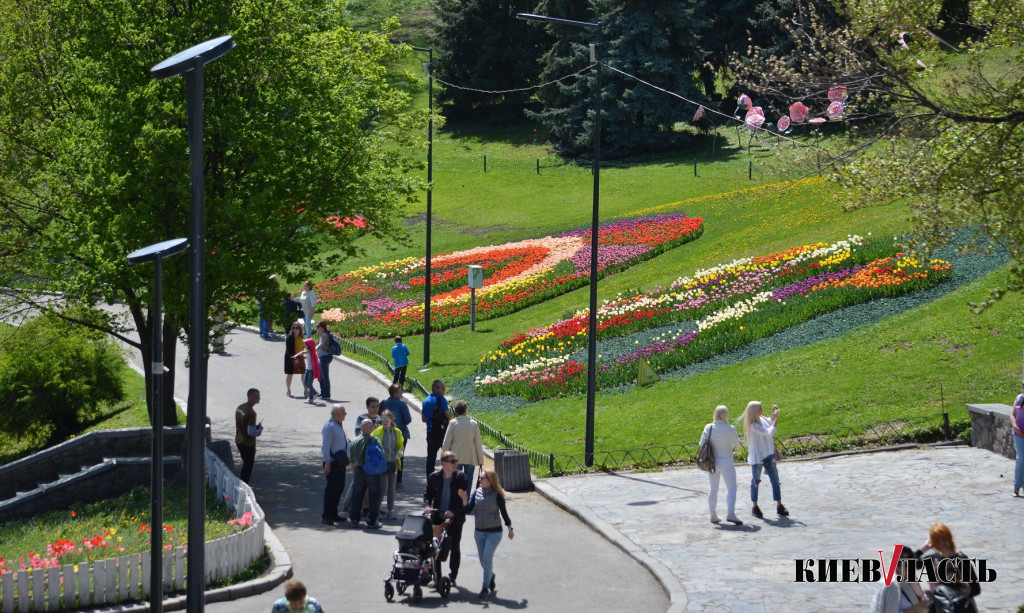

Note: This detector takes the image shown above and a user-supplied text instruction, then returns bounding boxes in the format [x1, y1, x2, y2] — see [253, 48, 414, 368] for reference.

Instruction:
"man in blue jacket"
[391, 335, 411, 387]
[421, 379, 450, 476]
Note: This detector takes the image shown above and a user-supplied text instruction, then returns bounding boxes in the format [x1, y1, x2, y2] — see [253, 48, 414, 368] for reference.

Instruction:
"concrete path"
[126, 325, 1023, 612]
[133, 326, 667, 613]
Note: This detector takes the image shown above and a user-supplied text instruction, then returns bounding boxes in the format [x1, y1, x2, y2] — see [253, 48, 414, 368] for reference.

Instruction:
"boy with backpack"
[348, 419, 385, 529]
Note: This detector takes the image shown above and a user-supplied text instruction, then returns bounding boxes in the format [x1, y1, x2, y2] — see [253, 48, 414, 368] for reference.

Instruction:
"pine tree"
[434, 0, 553, 123]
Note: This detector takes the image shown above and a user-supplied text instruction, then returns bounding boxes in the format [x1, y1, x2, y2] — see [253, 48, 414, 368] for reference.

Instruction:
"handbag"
[696, 424, 716, 473]
[292, 354, 306, 375]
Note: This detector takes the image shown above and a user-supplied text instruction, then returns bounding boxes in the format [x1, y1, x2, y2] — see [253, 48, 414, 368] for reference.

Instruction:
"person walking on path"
[372, 410, 405, 520]
[315, 322, 333, 400]
[442, 400, 485, 489]
[699, 405, 743, 525]
[270, 579, 324, 613]
[422, 380, 450, 476]
[1013, 383, 1024, 497]
[258, 275, 279, 340]
[321, 405, 350, 525]
[348, 419, 383, 529]
[284, 322, 306, 398]
[424, 450, 468, 585]
[391, 335, 410, 387]
[382, 383, 412, 485]
[303, 337, 321, 404]
[459, 468, 514, 600]
[355, 396, 383, 436]
[743, 401, 789, 519]
[235, 388, 264, 484]
[299, 280, 316, 338]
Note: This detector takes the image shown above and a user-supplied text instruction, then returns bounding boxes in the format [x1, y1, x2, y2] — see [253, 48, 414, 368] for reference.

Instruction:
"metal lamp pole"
[412, 45, 434, 366]
[127, 237, 189, 613]
[517, 13, 601, 467]
[150, 34, 235, 611]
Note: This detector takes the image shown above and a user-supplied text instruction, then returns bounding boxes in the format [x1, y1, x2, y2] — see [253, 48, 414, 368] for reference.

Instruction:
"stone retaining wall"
[966, 403, 1016, 460]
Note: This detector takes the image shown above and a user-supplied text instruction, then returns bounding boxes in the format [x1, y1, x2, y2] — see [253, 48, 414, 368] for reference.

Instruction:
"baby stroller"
[384, 513, 451, 603]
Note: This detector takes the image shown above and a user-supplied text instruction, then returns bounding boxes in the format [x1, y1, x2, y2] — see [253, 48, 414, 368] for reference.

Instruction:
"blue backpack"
[363, 437, 387, 476]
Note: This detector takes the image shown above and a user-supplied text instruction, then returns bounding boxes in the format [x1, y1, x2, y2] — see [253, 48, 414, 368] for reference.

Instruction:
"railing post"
[693, 159, 697, 177]
[483, 154, 487, 173]
[943, 411, 951, 440]
[549, 453, 555, 475]
[537, 159, 540, 174]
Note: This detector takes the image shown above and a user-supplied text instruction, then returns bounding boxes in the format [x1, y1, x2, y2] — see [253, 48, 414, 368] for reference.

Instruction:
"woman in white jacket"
[442, 401, 485, 489]
[743, 400, 789, 519]
[698, 405, 743, 525]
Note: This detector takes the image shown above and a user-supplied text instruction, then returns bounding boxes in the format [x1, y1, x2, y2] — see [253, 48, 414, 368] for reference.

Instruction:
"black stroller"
[384, 514, 451, 603]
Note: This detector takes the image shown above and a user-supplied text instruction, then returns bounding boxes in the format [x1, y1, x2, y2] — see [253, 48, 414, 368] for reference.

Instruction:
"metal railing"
[338, 339, 429, 396]
[338, 340, 963, 477]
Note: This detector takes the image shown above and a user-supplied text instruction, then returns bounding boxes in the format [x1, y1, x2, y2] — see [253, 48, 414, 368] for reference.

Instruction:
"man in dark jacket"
[423, 451, 468, 585]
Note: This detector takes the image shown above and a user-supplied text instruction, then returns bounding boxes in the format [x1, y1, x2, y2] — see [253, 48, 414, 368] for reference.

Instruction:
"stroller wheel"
[384, 582, 394, 602]
[397, 582, 407, 595]
[438, 576, 451, 599]
[413, 586, 423, 603]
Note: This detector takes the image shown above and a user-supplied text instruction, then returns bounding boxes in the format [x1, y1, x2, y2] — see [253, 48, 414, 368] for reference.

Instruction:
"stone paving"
[543, 445, 1023, 612]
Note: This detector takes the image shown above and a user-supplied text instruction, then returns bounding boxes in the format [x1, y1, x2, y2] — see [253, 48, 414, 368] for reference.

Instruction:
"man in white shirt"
[322, 405, 350, 525]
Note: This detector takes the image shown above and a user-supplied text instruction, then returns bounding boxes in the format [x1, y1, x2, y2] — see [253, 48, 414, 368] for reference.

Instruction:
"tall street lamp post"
[150, 34, 234, 611]
[516, 13, 602, 466]
[411, 46, 434, 366]
[127, 237, 189, 613]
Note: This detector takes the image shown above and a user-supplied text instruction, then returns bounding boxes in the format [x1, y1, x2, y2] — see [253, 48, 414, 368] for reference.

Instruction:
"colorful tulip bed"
[317, 213, 704, 337]
[474, 236, 953, 401]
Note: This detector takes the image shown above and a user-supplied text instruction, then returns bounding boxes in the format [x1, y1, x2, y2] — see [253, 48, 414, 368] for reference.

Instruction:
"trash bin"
[493, 449, 532, 492]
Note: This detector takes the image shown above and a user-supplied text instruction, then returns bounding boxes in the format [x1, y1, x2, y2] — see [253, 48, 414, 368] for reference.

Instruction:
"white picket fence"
[0, 448, 265, 612]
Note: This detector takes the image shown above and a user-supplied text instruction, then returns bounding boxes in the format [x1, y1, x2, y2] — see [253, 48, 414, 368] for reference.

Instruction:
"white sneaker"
[710, 516, 721, 524]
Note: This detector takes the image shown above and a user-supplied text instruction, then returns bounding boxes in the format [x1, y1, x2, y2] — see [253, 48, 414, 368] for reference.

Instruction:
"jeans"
[237, 443, 256, 484]
[708, 457, 738, 519]
[258, 316, 271, 338]
[460, 464, 477, 490]
[426, 436, 443, 476]
[750, 454, 781, 503]
[323, 460, 346, 521]
[304, 368, 317, 402]
[473, 529, 503, 591]
[349, 466, 381, 524]
[1014, 433, 1024, 490]
[318, 354, 332, 398]
[393, 365, 407, 386]
[382, 462, 398, 513]
[303, 312, 313, 337]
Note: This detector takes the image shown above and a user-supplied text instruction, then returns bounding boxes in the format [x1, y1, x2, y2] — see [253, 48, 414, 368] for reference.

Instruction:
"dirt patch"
[879, 341, 911, 353]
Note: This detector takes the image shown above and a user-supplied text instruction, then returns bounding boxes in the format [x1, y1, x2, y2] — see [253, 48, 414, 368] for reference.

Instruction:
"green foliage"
[434, 0, 553, 123]
[0, 308, 127, 447]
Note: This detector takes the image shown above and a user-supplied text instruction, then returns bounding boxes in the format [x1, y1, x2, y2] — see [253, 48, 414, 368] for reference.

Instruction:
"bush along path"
[316, 213, 703, 337]
[467, 231, 1007, 406]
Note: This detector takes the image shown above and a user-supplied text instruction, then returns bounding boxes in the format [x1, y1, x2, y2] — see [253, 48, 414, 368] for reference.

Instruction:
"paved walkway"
[141, 327, 667, 613]
[134, 326, 1023, 612]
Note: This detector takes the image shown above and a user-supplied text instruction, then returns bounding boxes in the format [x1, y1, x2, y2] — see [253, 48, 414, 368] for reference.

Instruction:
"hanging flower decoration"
[693, 105, 705, 122]
[827, 101, 845, 119]
[788, 102, 808, 123]
[827, 86, 849, 102]
[736, 93, 752, 112]
[777, 116, 791, 132]
[744, 107, 766, 131]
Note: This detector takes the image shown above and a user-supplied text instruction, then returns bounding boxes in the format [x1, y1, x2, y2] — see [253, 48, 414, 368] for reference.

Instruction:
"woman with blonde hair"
[699, 405, 743, 524]
[743, 401, 788, 518]
[459, 468, 514, 600]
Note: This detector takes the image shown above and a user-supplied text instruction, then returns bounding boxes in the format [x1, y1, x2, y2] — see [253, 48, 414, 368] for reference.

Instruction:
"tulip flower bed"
[475, 236, 953, 401]
[318, 213, 704, 337]
[0, 485, 244, 574]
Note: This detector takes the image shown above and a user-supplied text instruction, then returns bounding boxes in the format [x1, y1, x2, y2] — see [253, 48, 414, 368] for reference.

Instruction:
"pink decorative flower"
[777, 116, 790, 132]
[828, 85, 848, 102]
[736, 93, 752, 111]
[808, 117, 827, 124]
[789, 102, 809, 123]
[827, 101, 845, 118]
[693, 105, 705, 122]
[744, 108, 766, 131]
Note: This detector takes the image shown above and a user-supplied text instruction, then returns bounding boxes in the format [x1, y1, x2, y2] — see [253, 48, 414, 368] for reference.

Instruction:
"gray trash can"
[493, 449, 532, 492]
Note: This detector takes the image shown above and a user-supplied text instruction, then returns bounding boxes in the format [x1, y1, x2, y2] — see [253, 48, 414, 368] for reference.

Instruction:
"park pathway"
[126, 325, 668, 613]
[124, 324, 1023, 612]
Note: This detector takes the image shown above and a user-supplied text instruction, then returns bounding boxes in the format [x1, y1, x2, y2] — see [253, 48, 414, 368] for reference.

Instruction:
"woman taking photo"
[371, 410, 405, 520]
[699, 405, 743, 525]
[459, 468, 514, 600]
[743, 401, 789, 518]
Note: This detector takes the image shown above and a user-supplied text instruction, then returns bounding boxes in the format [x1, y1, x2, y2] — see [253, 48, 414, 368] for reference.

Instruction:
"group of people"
[699, 400, 789, 525]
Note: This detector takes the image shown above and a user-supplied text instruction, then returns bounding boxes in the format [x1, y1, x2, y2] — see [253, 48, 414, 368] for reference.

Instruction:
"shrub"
[0, 307, 126, 446]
